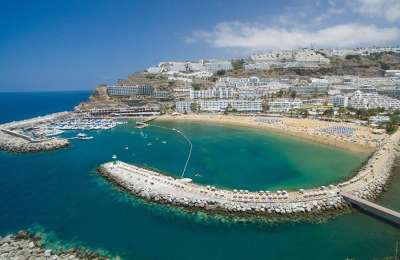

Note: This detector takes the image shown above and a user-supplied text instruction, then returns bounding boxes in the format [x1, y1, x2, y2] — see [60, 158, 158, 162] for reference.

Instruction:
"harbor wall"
[0, 111, 71, 130]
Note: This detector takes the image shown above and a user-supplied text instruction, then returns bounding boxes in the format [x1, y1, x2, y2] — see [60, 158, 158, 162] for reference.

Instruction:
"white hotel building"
[176, 100, 262, 113]
[190, 87, 235, 99]
[329, 95, 349, 107]
[268, 99, 304, 113]
[348, 91, 400, 110]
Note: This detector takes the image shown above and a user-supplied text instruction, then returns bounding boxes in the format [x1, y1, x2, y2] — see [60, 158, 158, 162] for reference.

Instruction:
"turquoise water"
[148, 121, 366, 190]
[0, 92, 399, 259]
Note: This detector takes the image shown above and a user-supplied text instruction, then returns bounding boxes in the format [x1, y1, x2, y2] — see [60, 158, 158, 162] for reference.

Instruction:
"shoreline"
[156, 114, 380, 154]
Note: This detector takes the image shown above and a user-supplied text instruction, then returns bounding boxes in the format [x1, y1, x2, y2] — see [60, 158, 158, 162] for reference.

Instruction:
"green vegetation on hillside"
[231, 59, 245, 70]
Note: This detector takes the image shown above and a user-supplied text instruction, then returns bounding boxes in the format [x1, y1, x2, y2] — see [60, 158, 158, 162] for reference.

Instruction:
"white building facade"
[176, 100, 262, 113]
[268, 99, 304, 113]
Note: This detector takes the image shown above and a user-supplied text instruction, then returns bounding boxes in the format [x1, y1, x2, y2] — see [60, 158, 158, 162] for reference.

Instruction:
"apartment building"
[329, 95, 349, 107]
[107, 85, 154, 96]
[268, 99, 303, 112]
[175, 100, 262, 113]
[348, 91, 400, 110]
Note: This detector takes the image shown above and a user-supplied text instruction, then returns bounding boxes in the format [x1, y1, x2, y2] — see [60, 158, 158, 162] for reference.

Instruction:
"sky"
[0, 0, 399, 92]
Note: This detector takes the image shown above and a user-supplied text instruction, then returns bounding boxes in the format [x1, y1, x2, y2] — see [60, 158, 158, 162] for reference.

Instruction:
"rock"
[0, 231, 110, 259]
[28, 242, 35, 248]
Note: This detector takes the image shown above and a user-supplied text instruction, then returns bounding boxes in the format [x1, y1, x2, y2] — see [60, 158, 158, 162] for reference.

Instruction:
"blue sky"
[0, 0, 399, 92]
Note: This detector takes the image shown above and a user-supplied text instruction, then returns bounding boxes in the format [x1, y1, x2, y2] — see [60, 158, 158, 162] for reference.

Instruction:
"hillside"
[78, 52, 400, 110]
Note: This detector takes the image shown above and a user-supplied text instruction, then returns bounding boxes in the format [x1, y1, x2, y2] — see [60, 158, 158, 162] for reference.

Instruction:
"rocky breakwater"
[97, 130, 400, 218]
[0, 231, 109, 259]
[340, 130, 400, 201]
[0, 130, 69, 153]
[97, 162, 347, 217]
[0, 112, 71, 153]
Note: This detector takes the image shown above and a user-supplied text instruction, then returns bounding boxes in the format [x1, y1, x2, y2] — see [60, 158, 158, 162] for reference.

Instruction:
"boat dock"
[342, 192, 400, 226]
[142, 116, 158, 123]
[135, 116, 158, 128]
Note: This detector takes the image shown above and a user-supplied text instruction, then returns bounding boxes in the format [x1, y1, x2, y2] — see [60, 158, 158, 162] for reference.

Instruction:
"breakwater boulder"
[97, 163, 349, 218]
[0, 132, 69, 153]
[0, 231, 109, 260]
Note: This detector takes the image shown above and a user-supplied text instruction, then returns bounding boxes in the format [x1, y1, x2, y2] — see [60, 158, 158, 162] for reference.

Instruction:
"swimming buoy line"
[149, 124, 192, 177]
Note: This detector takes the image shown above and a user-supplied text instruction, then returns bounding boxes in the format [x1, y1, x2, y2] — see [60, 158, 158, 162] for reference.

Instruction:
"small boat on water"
[147, 142, 152, 146]
[161, 141, 167, 144]
[76, 133, 94, 140]
[46, 129, 64, 137]
[136, 122, 148, 129]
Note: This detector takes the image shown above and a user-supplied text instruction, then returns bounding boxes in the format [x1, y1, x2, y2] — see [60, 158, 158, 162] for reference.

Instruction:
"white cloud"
[313, 2, 345, 24]
[187, 22, 400, 50]
[354, 0, 400, 22]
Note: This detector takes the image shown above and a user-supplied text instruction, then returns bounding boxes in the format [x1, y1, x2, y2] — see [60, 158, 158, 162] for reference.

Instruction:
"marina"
[0, 112, 129, 152]
[38, 118, 125, 131]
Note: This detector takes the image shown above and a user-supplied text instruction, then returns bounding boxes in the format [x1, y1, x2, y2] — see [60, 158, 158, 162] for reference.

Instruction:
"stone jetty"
[0, 231, 109, 260]
[98, 130, 400, 217]
[0, 112, 70, 153]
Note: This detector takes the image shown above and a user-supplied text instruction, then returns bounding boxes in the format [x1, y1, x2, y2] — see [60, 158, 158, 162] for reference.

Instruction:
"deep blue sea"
[0, 91, 399, 260]
[0, 91, 90, 123]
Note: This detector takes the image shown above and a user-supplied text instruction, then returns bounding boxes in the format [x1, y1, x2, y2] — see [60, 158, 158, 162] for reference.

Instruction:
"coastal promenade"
[98, 129, 400, 217]
[0, 112, 71, 153]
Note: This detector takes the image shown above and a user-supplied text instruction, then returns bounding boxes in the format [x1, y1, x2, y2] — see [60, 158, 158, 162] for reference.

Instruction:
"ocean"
[0, 91, 399, 259]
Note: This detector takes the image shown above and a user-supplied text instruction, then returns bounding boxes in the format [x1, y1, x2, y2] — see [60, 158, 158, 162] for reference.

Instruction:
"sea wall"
[97, 130, 400, 217]
[0, 111, 71, 130]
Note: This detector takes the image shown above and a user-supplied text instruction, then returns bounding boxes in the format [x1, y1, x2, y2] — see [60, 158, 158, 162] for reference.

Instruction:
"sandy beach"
[156, 114, 385, 154]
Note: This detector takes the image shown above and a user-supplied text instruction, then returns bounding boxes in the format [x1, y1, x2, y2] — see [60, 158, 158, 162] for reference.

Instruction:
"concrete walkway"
[342, 192, 400, 226]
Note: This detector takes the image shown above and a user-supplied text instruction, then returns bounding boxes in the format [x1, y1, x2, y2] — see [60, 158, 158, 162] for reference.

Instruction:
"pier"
[342, 192, 400, 226]
[141, 116, 158, 123]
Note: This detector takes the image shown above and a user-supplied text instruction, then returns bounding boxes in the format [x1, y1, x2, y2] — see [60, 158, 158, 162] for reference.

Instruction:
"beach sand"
[156, 114, 384, 154]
